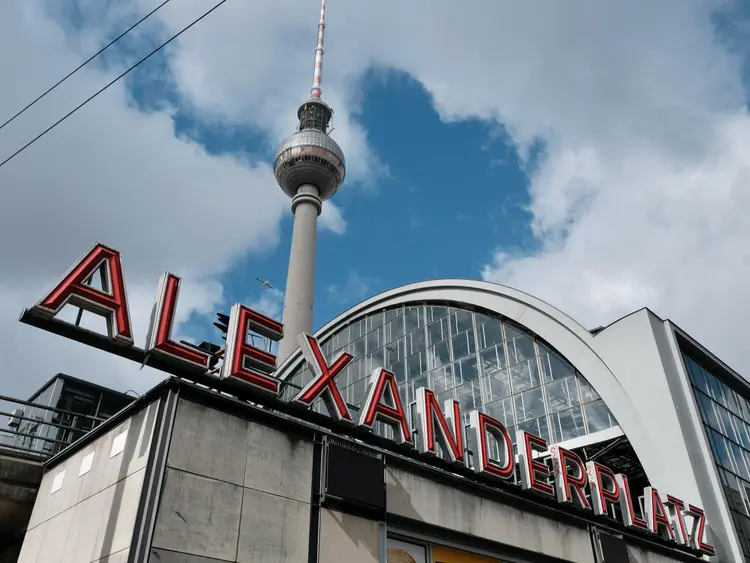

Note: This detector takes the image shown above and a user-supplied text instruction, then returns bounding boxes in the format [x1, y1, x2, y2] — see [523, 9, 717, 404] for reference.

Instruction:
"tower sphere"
[273, 98, 346, 201]
[273, 129, 346, 201]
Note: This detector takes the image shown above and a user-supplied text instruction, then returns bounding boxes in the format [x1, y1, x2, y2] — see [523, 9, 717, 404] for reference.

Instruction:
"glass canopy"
[283, 303, 617, 451]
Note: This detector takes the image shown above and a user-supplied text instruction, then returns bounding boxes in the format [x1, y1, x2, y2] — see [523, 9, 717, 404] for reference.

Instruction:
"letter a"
[33, 242, 133, 344]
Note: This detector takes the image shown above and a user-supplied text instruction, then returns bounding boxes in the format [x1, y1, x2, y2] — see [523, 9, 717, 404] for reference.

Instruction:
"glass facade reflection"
[284, 303, 617, 450]
[683, 350, 750, 560]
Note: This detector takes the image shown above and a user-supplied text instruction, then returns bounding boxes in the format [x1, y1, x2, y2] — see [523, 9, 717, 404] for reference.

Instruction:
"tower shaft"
[273, 0, 345, 364]
[277, 185, 321, 363]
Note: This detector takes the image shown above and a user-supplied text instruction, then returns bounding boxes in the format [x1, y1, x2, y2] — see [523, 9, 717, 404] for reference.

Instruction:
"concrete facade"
[150, 398, 313, 562]
[17, 399, 158, 563]
[15, 379, 706, 563]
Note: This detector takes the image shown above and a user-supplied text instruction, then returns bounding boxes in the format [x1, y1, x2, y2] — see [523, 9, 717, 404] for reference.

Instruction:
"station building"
[15, 279, 750, 563]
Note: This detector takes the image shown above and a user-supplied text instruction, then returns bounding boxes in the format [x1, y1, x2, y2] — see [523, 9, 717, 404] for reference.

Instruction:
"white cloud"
[2, 0, 750, 405]
[156, 0, 745, 375]
[327, 271, 372, 307]
[247, 288, 285, 320]
[0, 0, 330, 398]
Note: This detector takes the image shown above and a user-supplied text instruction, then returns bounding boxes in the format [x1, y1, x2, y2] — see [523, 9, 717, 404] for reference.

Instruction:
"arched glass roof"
[284, 302, 618, 450]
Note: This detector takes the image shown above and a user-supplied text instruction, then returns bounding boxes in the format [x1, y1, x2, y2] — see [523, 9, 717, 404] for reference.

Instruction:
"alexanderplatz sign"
[19, 242, 715, 557]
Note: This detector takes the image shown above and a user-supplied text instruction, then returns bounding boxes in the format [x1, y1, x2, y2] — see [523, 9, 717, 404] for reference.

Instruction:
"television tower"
[274, 0, 345, 363]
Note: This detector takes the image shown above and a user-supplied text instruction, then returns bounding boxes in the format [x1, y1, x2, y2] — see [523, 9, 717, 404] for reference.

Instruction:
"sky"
[0, 0, 749, 399]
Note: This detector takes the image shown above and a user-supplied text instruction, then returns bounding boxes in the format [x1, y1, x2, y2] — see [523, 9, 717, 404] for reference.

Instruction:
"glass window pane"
[459, 355, 479, 384]
[426, 306, 446, 322]
[685, 356, 705, 388]
[719, 405, 740, 443]
[545, 377, 580, 413]
[578, 378, 600, 403]
[453, 310, 474, 334]
[510, 359, 541, 393]
[481, 370, 510, 403]
[699, 392, 722, 433]
[584, 400, 616, 433]
[710, 429, 733, 471]
[539, 342, 574, 382]
[724, 384, 741, 417]
[367, 311, 383, 331]
[456, 381, 482, 412]
[729, 440, 750, 481]
[404, 306, 423, 332]
[408, 328, 427, 356]
[550, 406, 586, 443]
[406, 352, 427, 379]
[486, 396, 515, 428]
[508, 334, 536, 364]
[387, 317, 405, 343]
[518, 416, 550, 444]
[724, 470, 749, 515]
[451, 329, 475, 360]
[516, 387, 545, 422]
[366, 329, 381, 353]
[477, 316, 503, 349]
[427, 341, 450, 370]
[480, 346, 501, 375]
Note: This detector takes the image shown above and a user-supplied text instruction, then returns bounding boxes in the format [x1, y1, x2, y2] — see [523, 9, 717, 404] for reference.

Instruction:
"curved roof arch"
[275, 278, 661, 483]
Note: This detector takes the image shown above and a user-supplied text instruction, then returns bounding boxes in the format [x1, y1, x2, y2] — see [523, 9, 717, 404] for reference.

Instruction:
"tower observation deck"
[274, 0, 346, 363]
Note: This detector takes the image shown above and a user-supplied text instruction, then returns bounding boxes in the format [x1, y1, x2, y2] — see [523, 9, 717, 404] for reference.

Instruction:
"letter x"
[292, 333, 354, 423]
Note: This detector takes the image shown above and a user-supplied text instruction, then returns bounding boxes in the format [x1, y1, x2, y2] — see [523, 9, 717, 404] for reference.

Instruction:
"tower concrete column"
[278, 185, 322, 363]
[272, 1, 344, 365]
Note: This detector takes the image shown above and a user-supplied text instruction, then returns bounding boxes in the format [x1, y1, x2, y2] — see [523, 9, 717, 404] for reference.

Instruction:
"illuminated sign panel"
[20, 242, 715, 556]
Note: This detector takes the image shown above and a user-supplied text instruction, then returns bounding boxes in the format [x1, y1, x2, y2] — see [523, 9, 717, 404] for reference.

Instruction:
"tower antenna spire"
[311, 0, 326, 99]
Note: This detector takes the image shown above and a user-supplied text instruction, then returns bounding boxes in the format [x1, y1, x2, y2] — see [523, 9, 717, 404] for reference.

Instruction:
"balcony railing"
[0, 394, 107, 460]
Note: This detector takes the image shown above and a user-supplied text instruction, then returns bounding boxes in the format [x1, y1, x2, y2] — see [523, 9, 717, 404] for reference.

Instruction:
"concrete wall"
[319, 510, 378, 563]
[594, 311, 743, 563]
[593, 311, 701, 501]
[385, 467, 595, 563]
[17, 399, 159, 563]
[149, 399, 313, 563]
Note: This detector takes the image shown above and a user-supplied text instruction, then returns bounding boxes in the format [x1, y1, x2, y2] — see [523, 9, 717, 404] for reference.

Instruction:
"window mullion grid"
[533, 338, 553, 441]
[469, 311, 486, 408]
[499, 320, 516, 428]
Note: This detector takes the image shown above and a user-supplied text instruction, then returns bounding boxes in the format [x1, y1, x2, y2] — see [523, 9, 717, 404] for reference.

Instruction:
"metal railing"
[0, 394, 107, 460]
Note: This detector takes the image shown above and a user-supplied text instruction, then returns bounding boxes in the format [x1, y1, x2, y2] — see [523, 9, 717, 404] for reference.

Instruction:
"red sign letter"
[469, 410, 514, 480]
[220, 303, 283, 394]
[357, 368, 412, 445]
[33, 242, 133, 344]
[616, 474, 649, 530]
[643, 487, 675, 540]
[586, 461, 620, 517]
[684, 504, 716, 556]
[292, 333, 353, 423]
[415, 387, 464, 464]
[145, 273, 210, 369]
[550, 446, 590, 510]
[665, 495, 689, 545]
[518, 431, 554, 496]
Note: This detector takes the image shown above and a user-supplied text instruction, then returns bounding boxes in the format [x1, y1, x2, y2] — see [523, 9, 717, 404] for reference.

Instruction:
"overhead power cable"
[0, 0, 230, 171]
[0, 0, 175, 133]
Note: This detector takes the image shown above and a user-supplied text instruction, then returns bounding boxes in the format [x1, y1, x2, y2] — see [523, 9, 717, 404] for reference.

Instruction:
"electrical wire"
[0, 0, 175, 133]
[0, 0, 230, 170]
